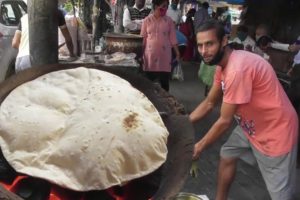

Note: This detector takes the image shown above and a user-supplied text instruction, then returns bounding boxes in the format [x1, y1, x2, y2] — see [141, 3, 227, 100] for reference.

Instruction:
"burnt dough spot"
[123, 112, 139, 132]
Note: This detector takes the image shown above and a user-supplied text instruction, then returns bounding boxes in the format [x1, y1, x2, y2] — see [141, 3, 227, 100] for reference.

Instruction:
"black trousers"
[287, 64, 300, 112]
[144, 71, 171, 91]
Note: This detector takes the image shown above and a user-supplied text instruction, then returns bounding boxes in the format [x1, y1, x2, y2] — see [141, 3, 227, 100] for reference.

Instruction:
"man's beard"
[201, 47, 225, 66]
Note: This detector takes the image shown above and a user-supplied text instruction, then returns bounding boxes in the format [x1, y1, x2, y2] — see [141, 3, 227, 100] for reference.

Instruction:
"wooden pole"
[92, 0, 100, 51]
[28, 0, 58, 67]
[112, 0, 124, 33]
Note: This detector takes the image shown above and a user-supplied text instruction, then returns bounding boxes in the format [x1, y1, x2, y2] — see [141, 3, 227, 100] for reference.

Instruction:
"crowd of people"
[123, 0, 300, 83]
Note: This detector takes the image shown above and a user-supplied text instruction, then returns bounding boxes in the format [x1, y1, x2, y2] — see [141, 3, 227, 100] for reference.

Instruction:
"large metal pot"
[103, 33, 143, 59]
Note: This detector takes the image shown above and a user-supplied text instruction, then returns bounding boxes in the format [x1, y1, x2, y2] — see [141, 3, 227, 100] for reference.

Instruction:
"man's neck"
[219, 46, 233, 69]
[133, 4, 145, 11]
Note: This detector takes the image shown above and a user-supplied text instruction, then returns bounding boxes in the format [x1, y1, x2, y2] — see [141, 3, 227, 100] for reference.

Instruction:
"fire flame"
[1, 176, 155, 200]
[107, 188, 123, 200]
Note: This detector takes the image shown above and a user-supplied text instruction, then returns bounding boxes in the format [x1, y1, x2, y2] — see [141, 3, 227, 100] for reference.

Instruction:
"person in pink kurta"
[140, 0, 180, 91]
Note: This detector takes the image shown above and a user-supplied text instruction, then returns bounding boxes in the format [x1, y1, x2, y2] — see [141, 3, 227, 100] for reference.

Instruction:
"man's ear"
[221, 35, 228, 48]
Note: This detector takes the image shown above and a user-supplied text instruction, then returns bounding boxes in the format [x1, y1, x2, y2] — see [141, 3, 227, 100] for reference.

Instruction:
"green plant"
[63, 1, 74, 12]
[63, 0, 81, 13]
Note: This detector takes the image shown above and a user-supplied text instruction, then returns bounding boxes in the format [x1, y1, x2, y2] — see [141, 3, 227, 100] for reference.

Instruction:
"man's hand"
[192, 141, 203, 160]
[134, 19, 143, 24]
[134, 19, 143, 29]
[288, 44, 300, 52]
[245, 44, 252, 52]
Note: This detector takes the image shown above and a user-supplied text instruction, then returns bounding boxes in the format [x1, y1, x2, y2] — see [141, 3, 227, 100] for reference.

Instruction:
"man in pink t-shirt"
[189, 19, 298, 200]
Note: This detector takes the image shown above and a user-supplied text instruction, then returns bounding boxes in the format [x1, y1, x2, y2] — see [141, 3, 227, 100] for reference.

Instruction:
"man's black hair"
[152, 0, 168, 7]
[196, 19, 225, 42]
[187, 8, 196, 18]
[202, 2, 209, 9]
[256, 35, 273, 47]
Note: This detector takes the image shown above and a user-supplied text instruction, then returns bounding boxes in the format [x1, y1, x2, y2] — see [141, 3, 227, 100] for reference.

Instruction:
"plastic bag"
[198, 62, 216, 86]
[172, 62, 184, 81]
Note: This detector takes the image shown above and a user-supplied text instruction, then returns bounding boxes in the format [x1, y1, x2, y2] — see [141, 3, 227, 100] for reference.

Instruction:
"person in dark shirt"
[193, 2, 209, 33]
[123, 0, 151, 34]
[56, 8, 75, 57]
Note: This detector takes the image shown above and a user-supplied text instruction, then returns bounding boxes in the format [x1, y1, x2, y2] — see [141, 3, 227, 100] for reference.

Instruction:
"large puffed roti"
[0, 67, 169, 191]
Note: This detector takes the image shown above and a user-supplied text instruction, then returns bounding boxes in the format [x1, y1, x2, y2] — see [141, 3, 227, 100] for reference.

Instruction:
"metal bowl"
[103, 33, 143, 59]
[174, 192, 204, 200]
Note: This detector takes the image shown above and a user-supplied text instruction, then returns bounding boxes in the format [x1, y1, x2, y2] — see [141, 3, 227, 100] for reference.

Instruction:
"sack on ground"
[172, 62, 184, 81]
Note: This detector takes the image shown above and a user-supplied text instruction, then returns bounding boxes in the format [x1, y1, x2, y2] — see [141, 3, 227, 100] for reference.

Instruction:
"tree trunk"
[92, 0, 100, 50]
[28, 0, 58, 67]
[81, 0, 92, 30]
[98, 0, 113, 37]
[113, 0, 124, 33]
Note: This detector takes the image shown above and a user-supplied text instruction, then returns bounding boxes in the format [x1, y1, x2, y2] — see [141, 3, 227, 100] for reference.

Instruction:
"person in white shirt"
[286, 37, 300, 119]
[254, 24, 295, 61]
[166, 0, 181, 25]
[255, 25, 300, 112]
[231, 25, 256, 51]
[12, 14, 30, 72]
[255, 24, 291, 52]
[123, 0, 151, 34]
[287, 36, 300, 77]
[12, 10, 75, 72]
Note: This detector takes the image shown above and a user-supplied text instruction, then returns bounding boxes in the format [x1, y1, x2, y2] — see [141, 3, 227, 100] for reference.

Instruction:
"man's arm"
[57, 9, 75, 57]
[12, 22, 22, 49]
[192, 102, 237, 160]
[288, 44, 300, 52]
[270, 42, 290, 52]
[60, 26, 75, 57]
[12, 30, 21, 49]
[172, 44, 180, 61]
[189, 82, 222, 123]
[123, 8, 140, 31]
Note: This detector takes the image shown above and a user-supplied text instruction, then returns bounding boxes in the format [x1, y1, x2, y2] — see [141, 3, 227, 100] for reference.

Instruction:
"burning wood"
[0, 175, 157, 200]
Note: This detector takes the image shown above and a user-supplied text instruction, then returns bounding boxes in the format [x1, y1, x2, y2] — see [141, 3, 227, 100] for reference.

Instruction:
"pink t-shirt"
[214, 50, 298, 156]
[140, 14, 177, 72]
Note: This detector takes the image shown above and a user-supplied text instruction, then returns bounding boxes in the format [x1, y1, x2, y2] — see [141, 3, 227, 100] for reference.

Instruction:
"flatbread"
[0, 67, 168, 191]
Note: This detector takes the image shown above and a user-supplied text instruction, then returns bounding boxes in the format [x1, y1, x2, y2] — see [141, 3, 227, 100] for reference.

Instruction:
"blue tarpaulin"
[223, 0, 245, 5]
[184, 0, 244, 5]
